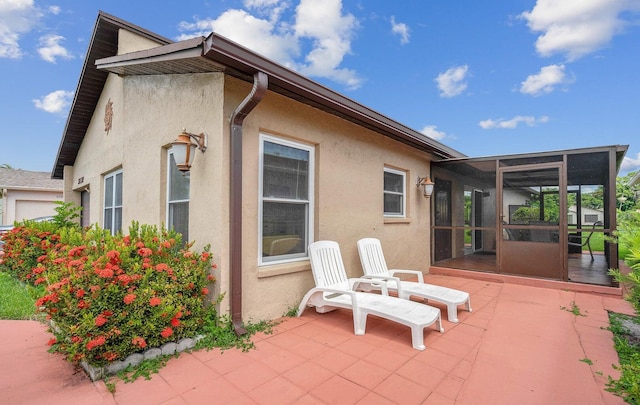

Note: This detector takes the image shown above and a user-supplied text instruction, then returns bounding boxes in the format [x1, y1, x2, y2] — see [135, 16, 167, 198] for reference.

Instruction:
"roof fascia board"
[436, 144, 628, 164]
[97, 37, 205, 68]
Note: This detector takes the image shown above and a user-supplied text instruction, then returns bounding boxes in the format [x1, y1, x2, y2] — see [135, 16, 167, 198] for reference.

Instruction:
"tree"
[617, 172, 639, 211]
[0, 163, 14, 169]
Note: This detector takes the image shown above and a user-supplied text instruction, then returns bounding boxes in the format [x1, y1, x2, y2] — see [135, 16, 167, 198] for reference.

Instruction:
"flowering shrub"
[5, 220, 216, 366]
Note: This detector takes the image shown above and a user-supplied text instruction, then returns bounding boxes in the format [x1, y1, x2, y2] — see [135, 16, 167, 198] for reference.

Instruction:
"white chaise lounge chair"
[297, 240, 443, 350]
[357, 238, 472, 323]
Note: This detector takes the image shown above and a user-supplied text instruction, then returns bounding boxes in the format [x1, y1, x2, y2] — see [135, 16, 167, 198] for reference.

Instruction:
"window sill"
[257, 260, 311, 278]
[384, 217, 411, 224]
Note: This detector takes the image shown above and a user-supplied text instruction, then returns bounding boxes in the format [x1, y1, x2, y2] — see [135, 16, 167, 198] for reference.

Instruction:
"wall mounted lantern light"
[171, 128, 207, 173]
[416, 176, 435, 198]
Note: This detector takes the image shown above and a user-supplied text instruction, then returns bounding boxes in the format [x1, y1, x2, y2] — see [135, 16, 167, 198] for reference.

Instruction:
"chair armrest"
[359, 275, 401, 297]
[389, 269, 424, 283]
[349, 277, 390, 296]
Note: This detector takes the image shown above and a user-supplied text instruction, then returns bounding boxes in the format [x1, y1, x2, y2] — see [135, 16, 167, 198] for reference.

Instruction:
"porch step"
[429, 266, 623, 297]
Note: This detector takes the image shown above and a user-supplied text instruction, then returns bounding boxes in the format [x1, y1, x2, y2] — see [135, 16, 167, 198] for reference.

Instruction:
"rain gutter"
[229, 71, 268, 335]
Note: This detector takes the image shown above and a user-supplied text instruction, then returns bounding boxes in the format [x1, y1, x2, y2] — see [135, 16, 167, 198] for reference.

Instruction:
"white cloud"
[37, 34, 73, 63]
[435, 65, 469, 98]
[294, 0, 360, 88]
[420, 125, 446, 141]
[390, 16, 409, 44]
[178, 0, 361, 89]
[622, 152, 640, 173]
[48, 5, 60, 15]
[520, 0, 640, 61]
[520, 64, 571, 96]
[0, 0, 42, 59]
[33, 90, 74, 113]
[479, 115, 550, 129]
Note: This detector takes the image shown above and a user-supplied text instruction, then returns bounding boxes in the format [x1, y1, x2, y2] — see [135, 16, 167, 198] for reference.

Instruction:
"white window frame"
[258, 134, 314, 265]
[383, 167, 406, 218]
[166, 149, 190, 242]
[103, 169, 123, 235]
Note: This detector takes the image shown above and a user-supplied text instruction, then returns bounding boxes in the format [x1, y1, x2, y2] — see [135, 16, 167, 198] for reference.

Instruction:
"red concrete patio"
[0, 274, 635, 405]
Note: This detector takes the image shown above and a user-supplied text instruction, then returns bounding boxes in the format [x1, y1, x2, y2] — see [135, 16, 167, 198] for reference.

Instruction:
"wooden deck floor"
[434, 251, 615, 287]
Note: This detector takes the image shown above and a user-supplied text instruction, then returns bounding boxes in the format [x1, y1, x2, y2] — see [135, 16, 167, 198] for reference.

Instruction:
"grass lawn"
[0, 272, 40, 320]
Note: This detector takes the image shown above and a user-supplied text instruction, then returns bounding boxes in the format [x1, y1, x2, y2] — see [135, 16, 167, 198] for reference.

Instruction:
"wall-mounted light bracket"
[171, 128, 208, 173]
[416, 176, 435, 198]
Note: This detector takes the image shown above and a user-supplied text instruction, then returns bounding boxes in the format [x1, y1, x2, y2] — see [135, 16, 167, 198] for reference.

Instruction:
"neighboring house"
[567, 205, 604, 225]
[0, 168, 63, 225]
[52, 12, 463, 323]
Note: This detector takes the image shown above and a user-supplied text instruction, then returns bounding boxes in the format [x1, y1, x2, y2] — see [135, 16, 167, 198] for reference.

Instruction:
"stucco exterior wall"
[223, 77, 433, 320]
[63, 34, 435, 321]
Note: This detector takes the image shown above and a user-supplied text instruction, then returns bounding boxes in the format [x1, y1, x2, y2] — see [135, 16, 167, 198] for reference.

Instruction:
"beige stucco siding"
[224, 76, 433, 320]
[65, 66, 434, 322]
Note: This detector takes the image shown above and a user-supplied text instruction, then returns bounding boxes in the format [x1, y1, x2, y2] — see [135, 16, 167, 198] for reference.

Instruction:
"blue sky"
[1, 0, 639, 175]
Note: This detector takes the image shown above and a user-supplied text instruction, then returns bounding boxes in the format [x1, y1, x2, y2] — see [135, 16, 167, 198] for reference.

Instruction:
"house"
[52, 12, 627, 325]
[0, 168, 63, 225]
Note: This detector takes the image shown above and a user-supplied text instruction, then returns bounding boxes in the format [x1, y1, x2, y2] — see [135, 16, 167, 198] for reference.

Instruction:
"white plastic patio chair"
[297, 240, 443, 350]
[357, 238, 472, 323]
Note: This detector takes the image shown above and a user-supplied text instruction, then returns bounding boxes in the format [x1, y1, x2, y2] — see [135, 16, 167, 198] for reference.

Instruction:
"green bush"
[35, 222, 216, 366]
[1, 206, 217, 367]
[610, 210, 640, 313]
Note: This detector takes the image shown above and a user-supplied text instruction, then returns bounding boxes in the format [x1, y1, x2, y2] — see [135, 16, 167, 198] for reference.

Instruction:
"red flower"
[86, 336, 106, 350]
[47, 338, 57, 346]
[132, 337, 147, 348]
[160, 327, 173, 338]
[34, 277, 45, 285]
[71, 336, 82, 343]
[138, 248, 153, 257]
[123, 294, 136, 305]
[149, 297, 161, 307]
[135, 241, 145, 248]
[207, 275, 216, 282]
[77, 300, 89, 309]
[161, 241, 171, 249]
[201, 252, 210, 261]
[103, 352, 119, 361]
[155, 263, 169, 272]
[106, 250, 120, 262]
[201, 287, 209, 296]
[170, 317, 181, 327]
[95, 268, 114, 278]
[75, 289, 85, 298]
[95, 315, 107, 327]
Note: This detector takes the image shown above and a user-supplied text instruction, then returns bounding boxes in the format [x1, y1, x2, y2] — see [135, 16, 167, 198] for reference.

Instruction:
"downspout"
[229, 71, 268, 335]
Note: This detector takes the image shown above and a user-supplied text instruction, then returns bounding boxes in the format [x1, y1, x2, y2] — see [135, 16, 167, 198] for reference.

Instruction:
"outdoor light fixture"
[416, 176, 435, 198]
[171, 128, 207, 172]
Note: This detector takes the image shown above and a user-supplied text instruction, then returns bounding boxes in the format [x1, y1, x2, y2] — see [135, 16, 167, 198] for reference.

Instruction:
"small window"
[167, 151, 190, 242]
[584, 214, 599, 224]
[384, 168, 406, 217]
[104, 170, 123, 235]
[259, 135, 314, 264]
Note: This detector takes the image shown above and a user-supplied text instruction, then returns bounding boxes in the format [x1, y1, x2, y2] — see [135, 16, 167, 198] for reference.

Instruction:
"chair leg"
[446, 304, 459, 323]
[410, 326, 426, 351]
[465, 297, 472, 313]
[352, 310, 368, 335]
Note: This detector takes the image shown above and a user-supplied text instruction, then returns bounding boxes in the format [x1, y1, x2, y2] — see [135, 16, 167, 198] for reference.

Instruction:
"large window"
[384, 167, 406, 217]
[167, 151, 190, 242]
[259, 135, 314, 264]
[104, 170, 122, 235]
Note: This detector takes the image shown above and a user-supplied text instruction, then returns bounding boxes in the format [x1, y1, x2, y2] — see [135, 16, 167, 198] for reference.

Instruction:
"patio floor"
[0, 274, 635, 405]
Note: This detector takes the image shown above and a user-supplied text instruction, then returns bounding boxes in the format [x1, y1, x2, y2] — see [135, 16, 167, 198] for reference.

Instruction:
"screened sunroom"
[430, 145, 628, 287]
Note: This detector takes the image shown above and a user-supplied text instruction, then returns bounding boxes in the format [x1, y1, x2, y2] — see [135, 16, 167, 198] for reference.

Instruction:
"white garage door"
[15, 200, 57, 221]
